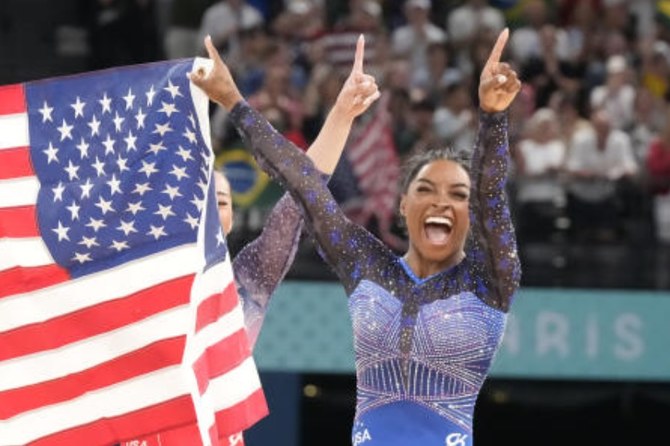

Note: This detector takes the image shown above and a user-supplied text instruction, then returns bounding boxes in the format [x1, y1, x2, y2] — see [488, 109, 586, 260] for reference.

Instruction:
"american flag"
[343, 92, 404, 250]
[0, 59, 267, 445]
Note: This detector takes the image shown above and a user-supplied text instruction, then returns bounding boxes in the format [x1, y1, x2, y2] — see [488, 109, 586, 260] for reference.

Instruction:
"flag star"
[169, 165, 189, 181]
[124, 130, 137, 151]
[64, 160, 80, 180]
[132, 182, 153, 196]
[176, 146, 194, 162]
[188, 113, 196, 128]
[196, 178, 208, 194]
[158, 101, 179, 117]
[92, 156, 106, 176]
[78, 235, 99, 248]
[153, 122, 173, 137]
[52, 220, 70, 241]
[190, 194, 205, 211]
[80, 178, 94, 199]
[216, 229, 225, 246]
[95, 196, 115, 214]
[110, 240, 130, 252]
[147, 224, 167, 240]
[43, 142, 59, 164]
[99, 93, 112, 114]
[147, 141, 166, 155]
[126, 200, 145, 215]
[183, 213, 199, 229]
[135, 108, 147, 129]
[107, 174, 122, 195]
[123, 88, 136, 110]
[112, 112, 125, 132]
[183, 128, 198, 144]
[146, 85, 157, 106]
[88, 115, 101, 137]
[39, 101, 54, 122]
[164, 80, 182, 98]
[71, 96, 86, 118]
[52, 182, 65, 202]
[116, 154, 129, 173]
[86, 217, 106, 232]
[139, 160, 159, 178]
[75, 137, 90, 159]
[57, 119, 74, 141]
[117, 219, 138, 236]
[66, 200, 81, 220]
[162, 184, 182, 200]
[154, 204, 175, 220]
[102, 134, 116, 155]
[72, 252, 92, 264]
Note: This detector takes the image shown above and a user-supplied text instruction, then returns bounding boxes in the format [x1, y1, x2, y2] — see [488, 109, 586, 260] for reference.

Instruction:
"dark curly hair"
[399, 146, 472, 193]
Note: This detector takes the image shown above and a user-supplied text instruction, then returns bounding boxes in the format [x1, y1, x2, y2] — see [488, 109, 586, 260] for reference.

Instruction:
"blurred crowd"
[76, 0, 670, 253]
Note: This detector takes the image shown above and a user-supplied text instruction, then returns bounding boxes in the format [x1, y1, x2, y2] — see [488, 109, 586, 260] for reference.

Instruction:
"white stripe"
[0, 237, 53, 270]
[0, 113, 29, 150]
[0, 365, 190, 445]
[0, 304, 189, 391]
[0, 176, 39, 208]
[0, 244, 198, 332]
[191, 304, 246, 362]
[191, 57, 213, 154]
[190, 255, 234, 307]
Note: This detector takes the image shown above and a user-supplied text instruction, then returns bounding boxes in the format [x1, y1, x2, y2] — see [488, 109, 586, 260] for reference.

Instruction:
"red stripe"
[0, 264, 70, 299]
[0, 146, 33, 179]
[0, 83, 25, 115]
[195, 281, 239, 333]
[212, 388, 268, 439]
[0, 274, 194, 360]
[0, 205, 38, 237]
[0, 336, 186, 419]
[30, 395, 196, 446]
[192, 328, 251, 394]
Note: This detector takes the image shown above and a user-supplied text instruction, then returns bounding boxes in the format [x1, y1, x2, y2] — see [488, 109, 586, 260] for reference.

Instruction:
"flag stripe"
[31, 395, 196, 446]
[0, 205, 38, 237]
[212, 388, 267, 442]
[0, 146, 33, 179]
[0, 176, 39, 207]
[0, 336, 186, 419]
[195, 281, 239, 333]
[0, 245, 198, 332]
[0, 275, 193, 361]
[0, 264, 70, 299]
[0, 305, 189, 392]
[193, 328, 250, 394]
[0, 113, 29, 150]
[0, 83, 25, 115]
[0, 236, 53, 270]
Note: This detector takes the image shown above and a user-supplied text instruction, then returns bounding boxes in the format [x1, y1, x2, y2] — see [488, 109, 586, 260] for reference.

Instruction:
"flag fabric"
[341, 92, 404, 250]
[0, 59, 267, 445]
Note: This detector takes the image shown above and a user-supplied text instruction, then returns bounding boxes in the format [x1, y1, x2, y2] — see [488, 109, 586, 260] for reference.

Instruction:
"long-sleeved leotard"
[230, 101, 521, 446]
[233, 191, 303, 347]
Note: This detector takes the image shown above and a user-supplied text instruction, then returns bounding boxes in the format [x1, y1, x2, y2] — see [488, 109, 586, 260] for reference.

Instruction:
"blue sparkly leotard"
[233, 192, 303, 348]
[230, 102, 521, 446]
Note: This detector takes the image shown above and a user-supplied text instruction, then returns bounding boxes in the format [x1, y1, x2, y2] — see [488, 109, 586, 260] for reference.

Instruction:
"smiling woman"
[191, 28, 522, 446]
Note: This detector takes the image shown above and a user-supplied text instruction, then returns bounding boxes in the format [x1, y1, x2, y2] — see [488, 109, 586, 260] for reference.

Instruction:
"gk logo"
[228, 434, 244, 446]
[445, 433, 468, 446]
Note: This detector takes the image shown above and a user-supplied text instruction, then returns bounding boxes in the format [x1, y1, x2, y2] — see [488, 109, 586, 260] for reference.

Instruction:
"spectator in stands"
[513, 107, 567, 241]
[564, 109, 638, 241]
[163, 0, 212, 59]
[589, 54, 636, 131]
[391, 0, 446, 83]
[646, 107, 670, 243]
[433, 77, 476, 152]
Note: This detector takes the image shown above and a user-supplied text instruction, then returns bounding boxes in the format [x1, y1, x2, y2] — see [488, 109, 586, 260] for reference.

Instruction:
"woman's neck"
[403, 249, 464, 279]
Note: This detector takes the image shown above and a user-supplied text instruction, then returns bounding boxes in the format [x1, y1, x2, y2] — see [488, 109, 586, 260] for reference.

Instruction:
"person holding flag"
[190, 28, 522, 446]
[125, 34, 380, 446]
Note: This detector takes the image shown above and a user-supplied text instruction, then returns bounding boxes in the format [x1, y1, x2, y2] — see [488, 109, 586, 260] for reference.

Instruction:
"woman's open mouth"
[423, 216, 453, 245]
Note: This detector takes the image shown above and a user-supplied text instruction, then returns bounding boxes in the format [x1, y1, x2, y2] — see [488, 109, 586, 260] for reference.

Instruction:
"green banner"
[255, 282, 670, 381]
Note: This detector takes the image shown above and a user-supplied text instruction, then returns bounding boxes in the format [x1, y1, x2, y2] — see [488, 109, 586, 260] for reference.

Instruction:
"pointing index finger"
[483, 28, 509, 71]
[352, 34, 365, 74]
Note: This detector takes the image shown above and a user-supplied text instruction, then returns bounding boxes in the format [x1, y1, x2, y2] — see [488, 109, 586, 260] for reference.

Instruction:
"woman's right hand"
[189, 35, 244, 111]
[332, 35, 381, 121]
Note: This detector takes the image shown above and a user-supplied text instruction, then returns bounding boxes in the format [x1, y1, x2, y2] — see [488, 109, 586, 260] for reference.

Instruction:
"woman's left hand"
[479, 28, 522, 113]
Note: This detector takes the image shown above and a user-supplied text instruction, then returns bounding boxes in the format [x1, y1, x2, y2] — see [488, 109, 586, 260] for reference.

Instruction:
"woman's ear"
[399, 194, 407, 218]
